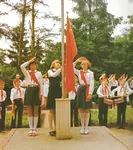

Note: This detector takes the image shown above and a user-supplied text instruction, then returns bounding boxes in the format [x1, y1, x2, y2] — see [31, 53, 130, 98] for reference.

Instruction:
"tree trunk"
[18, 0, 26, 67]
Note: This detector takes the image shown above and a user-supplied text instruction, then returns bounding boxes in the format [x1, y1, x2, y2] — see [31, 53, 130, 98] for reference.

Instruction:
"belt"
[80, 84, 90, 86]
[0, 100, 5, 102]
[28, 84, 38, 87]
[14, 98, 22, 101]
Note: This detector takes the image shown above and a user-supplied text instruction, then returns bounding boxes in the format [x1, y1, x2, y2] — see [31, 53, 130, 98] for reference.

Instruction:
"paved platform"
[0, 126, 131, 150]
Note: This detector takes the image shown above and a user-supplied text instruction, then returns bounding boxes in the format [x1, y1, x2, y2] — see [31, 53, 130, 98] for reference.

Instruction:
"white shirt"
[129, 80, 133, 89]
[48, 68, 61, 77]
[97, 85, 112, 98]
[43, 78, 49, 97]
[10, 87, 25, 102]
[109, 80, 118, 87]
[74, 67, 94, 95]
[112, 85, 133, 97]
[20, 61, 43, 95]
[0, 89, 7, 102]
[68, 84, 79, 100]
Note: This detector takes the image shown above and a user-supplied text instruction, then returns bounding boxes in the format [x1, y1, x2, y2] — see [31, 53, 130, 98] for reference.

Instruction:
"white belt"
[0, 100, 5, 102]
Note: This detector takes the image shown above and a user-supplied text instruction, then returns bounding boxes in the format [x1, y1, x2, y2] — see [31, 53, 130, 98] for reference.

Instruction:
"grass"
[4, 106, 133, 130]
[91, 106, 133, 130]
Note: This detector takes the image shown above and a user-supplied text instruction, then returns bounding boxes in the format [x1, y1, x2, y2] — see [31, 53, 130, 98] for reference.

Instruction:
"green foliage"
[71, 0, 122, 79]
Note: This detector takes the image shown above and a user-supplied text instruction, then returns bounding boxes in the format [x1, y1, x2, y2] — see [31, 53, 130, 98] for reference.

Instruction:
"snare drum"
[104, 99, 113, 105]
[114, 98, 124, 104]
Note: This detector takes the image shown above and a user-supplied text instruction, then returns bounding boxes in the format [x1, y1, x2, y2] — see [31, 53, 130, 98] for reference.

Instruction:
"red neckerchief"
[80, 70, 89, 101]
[102, 85, 109, 95]
[0, 90, 4, 100]
[29, 70, 39, 85]
[16, 88, 21, 95]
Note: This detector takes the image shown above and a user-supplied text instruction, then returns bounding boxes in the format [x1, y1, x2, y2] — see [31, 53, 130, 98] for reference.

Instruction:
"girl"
[73, 57, 94, 135]
[20, 57, 43, 136]
[46, 60, 62, 136]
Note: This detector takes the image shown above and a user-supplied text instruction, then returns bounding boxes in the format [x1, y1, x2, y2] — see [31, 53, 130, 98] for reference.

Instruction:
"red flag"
[65, 16, 78, 94]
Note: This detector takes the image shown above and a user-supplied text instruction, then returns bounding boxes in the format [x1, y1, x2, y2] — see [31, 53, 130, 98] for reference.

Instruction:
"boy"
[0, 80, 7, 131]
[10, 79, 25, 128]
[97, 74, 112, 127]
[112, 77, 132, 129]
[68, 75, 79, 127]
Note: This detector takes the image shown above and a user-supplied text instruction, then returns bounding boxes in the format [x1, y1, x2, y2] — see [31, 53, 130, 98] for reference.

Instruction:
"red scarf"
[102, 86, 109, 95]
[29, 71, 41, 100]
[80, 70, 89, 101]
[16, 88, 21, 95]
[29, 71, 39, 85]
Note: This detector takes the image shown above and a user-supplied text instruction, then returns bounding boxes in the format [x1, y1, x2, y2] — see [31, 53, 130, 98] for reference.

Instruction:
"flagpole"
[61, 0, 65, 98]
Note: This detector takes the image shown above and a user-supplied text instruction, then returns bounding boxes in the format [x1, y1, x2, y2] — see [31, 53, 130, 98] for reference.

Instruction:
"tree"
[71, 0, 122, 79]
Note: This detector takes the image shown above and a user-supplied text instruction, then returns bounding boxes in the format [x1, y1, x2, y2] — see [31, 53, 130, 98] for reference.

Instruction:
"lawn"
[4, 106, 133, 130]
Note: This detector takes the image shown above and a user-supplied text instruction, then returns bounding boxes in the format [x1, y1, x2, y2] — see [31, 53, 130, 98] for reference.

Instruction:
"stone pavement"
[0, 126, 132, 150]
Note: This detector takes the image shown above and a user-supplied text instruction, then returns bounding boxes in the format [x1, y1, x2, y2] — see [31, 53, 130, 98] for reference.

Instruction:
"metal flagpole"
[56, 0, 71, 139]
[61, 0, 65, 99]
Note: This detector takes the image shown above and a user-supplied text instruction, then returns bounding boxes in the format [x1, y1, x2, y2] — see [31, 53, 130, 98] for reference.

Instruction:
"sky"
[0, 0, 133, 48]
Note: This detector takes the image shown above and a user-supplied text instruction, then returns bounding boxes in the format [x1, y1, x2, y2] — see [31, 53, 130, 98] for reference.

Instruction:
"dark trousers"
[98, 98, 108, 126]
[11, 99, 23, 128]
[71, 100, 78, 127]
[37, 106, 41, 128]
[129, 89, 133, 108]
[0, 101, 6, 131]
[117, 102, 126, 127]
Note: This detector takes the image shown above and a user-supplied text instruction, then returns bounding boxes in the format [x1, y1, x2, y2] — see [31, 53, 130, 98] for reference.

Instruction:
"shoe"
[84, 128, 89, 135]
[28, 129, 33, 136]
[80, 128, 84, 135]
[32, 129, 37, 136]
[49, 131, 55, 136]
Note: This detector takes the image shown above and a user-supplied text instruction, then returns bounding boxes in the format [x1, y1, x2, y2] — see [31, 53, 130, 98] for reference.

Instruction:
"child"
[108, 74, 118, 91]
[10, 79, 25, 128]
[112, 77, 132, 129]
[0, 80, 7, 132]
[20, 57, 43, 136]
[127, 76, 133, 107]
[97, 74, 112, 127]
[13, 74, 23, 88]
[68, 75, 79, 127]
[42, 73, 49, 107]
[46, 60, 62, 136]
[73, 57, 94, 135]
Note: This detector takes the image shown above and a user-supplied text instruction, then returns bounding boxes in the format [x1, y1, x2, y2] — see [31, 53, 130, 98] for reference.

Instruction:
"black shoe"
[49, 131, 56, 136]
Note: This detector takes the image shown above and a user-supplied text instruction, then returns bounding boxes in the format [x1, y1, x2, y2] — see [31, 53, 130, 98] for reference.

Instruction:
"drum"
[104, 99, 113, 105]
[114, 98, 124, 104]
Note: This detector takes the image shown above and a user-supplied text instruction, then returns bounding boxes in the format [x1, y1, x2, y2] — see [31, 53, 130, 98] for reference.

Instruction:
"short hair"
[50, 60, 61, 69]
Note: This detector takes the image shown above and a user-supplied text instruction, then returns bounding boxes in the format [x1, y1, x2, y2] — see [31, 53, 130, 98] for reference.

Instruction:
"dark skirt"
[46, 86, 62, 109]
[24, 87, 40, 106]
[76, 85, 92, 109]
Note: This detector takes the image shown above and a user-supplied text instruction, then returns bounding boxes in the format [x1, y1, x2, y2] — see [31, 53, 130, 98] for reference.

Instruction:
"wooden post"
[56, 98, 71, 139]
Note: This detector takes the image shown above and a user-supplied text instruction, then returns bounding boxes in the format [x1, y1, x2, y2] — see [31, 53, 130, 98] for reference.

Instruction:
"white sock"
[84, 112, 90, 129]
[79, 113, 85, 129]
[28, 117, 33, 130]
[33, 117, 38, 130]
